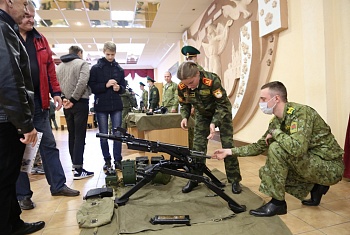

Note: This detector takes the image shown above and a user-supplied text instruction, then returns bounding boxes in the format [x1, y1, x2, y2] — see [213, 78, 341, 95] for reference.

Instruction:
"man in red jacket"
[15, 1, 80, 211]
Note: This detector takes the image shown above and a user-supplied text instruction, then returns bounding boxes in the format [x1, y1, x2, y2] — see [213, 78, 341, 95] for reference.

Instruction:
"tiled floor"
[22, 128, 350, 235]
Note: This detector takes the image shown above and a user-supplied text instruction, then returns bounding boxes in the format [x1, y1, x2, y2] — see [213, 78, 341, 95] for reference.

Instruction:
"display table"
[59, 113, 94, 130]
[126, 113, 194, 159]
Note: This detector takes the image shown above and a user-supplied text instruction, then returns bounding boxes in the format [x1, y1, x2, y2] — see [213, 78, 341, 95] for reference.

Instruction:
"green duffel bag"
[76, 197, 114, 228]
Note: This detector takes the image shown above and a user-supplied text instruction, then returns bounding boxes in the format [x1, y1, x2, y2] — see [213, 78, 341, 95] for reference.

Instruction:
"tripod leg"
[115, 173, 155, 205]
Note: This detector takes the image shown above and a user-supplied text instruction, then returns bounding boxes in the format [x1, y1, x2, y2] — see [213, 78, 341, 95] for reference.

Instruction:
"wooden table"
[126, 113, 194, 159]
[60, 113, 94, 130]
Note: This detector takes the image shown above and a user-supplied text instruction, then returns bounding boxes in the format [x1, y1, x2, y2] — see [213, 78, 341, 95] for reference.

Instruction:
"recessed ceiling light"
[111, 11, 134, 21]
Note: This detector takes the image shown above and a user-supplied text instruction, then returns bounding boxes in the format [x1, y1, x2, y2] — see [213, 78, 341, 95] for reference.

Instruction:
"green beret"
[139, 82, 145, 86]
[147, 76, 155, 83]
[181, 46, 200, 57]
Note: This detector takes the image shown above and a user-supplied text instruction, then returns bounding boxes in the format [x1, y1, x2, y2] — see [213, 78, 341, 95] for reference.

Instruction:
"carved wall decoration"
[183, 0, 288, 132]
[258, 0, 288, 37]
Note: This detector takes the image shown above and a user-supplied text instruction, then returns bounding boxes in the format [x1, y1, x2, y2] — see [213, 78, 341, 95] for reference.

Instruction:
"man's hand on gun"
[212, 149, 232, 160]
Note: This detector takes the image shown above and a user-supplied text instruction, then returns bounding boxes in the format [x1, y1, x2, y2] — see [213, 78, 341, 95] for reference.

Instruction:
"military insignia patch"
[290, 121, 298, 133]
[178, 83, 186, 90]
[213, 88, 222, 98]
[189, 92, 195, 97]
[199, 89, 210, 95]
[202, 78, 213, 86]
[287, 107, 295, 114]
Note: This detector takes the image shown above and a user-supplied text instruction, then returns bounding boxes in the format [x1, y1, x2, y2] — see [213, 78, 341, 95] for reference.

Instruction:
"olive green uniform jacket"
[162, 81, 178, 112]
[232, 102, 344, 200]
[178, 70, 241, 183]
[148, 85, 159, 110]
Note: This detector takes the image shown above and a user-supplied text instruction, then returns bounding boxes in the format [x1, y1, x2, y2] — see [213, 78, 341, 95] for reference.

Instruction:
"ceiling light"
[111, 11, 134, 21]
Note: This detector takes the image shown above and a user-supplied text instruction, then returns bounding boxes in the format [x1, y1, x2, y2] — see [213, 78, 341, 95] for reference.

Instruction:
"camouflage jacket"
[232, 102, 344, 160]
[178, 71, 231, 127]
[141, 90, 148, 108]
[162, 81, 178, 110]
[120, 90, 137, 109]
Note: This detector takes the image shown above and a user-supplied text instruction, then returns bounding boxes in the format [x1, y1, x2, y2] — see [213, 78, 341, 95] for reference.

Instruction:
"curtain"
[124, 69, 154, 79]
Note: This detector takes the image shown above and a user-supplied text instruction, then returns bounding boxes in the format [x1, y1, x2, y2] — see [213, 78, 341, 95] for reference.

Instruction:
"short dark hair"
[69, 46, 83, 55]
[177, 61, 199, 80]
[261, 81, 288, 102]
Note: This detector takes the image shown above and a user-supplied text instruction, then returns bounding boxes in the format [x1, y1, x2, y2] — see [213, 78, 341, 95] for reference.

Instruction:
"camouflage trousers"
[121, 107, 131, 129]
[259, 142, 344, 200]
[193, 113, 242, 183]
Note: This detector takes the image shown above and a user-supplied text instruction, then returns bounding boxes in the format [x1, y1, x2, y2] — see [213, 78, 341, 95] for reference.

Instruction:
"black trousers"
[63, 100, 89, 168]
[0, 123, 25, 234]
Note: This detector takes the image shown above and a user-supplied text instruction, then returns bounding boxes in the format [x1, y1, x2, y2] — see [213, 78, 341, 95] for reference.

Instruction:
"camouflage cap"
[139, 82, 146, 86]
[181, 46, 200, 58]
[147, 76, 155, 83]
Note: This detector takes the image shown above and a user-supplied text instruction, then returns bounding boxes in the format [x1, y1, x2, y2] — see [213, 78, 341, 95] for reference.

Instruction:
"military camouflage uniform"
[148, 85, 159, 110]
[141, 89, 148, 110]
[178, 71, 242, 183]
[120, 90, 137, 129]
[232, 102, 344, 200]
[162, 81, 178, 112]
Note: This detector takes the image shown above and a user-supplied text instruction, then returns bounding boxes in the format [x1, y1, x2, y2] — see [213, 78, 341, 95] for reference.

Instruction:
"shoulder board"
[287, 107, 295, 115]
[202, 78, 213, 87]
[178, 82, 187, 90]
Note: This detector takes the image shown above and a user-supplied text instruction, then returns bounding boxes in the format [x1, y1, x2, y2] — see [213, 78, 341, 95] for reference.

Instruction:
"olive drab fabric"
[120, 90, 137, 128]
[232, 102, 344, 200]
[178, 70, 241, 183]
[76, 197, 114, 228]
[162, 81, 178, 112]
[141, 89, 148, 109]
[148, 84, 160, 110]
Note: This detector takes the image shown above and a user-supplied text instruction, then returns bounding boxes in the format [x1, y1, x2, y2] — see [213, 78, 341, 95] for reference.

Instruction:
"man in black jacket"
[0, 0, 45, 234]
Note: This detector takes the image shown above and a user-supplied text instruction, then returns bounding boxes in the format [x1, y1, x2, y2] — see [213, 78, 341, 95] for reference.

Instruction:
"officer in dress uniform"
[162, 71, 178, 113]
[212, 81, 344, 217]
[139, 82, 148, 111]
[177, 61, 242, 194]
[147, 76, 159, 112]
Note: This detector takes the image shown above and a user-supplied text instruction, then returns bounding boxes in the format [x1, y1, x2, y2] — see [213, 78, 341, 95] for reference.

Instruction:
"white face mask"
[259, 96, 276, 115]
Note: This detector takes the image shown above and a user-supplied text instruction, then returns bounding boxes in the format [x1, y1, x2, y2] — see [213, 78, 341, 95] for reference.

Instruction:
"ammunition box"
[122, 160, 136, 186]
[105, 175, 119, 188]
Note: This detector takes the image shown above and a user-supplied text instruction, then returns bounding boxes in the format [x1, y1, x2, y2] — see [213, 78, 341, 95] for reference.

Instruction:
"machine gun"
[96, 127, 246, 213]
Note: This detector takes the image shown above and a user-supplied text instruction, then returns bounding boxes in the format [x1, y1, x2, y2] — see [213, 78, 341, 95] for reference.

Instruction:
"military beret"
[139, 82, 145, 86]
[147, 76, 155, 83]
[181, 46, 200, 57]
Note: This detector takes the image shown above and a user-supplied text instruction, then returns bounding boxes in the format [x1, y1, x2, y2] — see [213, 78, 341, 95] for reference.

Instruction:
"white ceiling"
[34, 0, 214, 68]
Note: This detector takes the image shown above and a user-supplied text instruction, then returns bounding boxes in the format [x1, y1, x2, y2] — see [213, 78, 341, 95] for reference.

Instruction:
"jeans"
[0, 123, 25, 234]
[63, 100, 89, 168]
[96, 110, 122, 162]
[16, 97, 67, 199]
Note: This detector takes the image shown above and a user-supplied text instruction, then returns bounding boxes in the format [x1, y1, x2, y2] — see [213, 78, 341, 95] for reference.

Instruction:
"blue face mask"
[259, 96, 276, 115]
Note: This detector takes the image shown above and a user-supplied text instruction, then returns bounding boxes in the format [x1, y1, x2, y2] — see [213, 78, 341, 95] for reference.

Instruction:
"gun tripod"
[115, 159, 246, 214]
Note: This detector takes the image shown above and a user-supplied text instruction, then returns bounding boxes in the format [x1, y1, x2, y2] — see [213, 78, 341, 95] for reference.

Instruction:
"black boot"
[182, 180, 198, 193]
[232, 182, 242, 194]
[302, 184, 329, 206]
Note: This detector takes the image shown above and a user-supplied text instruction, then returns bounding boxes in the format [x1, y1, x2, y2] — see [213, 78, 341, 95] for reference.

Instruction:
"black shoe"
[182, 180, 198, 193]
[18, 197, 35, 210]
[114, 161, 122, 171]
[51, 185, 80, 197]
[302, 184, 329, 206]
[103, 160, 111, 171]
[249, 202, 287, 217]
[232, 182, 242, 194]
[11, 221, 45, 235]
